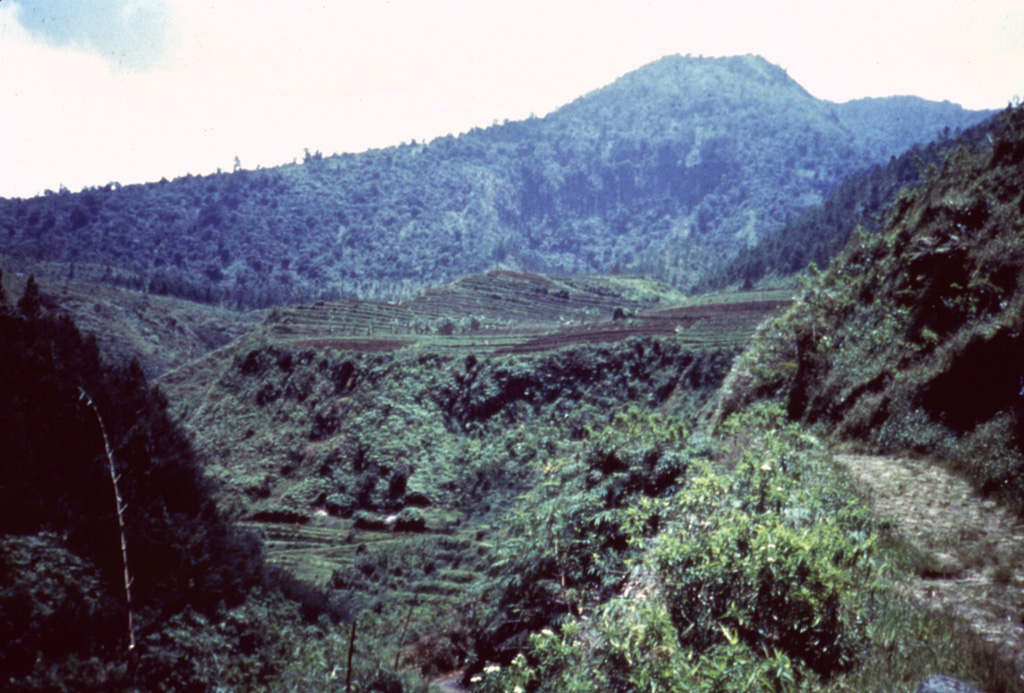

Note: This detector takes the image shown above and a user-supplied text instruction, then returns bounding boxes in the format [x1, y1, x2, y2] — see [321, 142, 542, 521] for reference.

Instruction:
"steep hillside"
[716, 105, 1024, 504]
[7, 267, 1014, 689]
[0, 55, 991, 306]
[0, 269, 261, 377]
[156, 270, 1024, 690]
[0, 297, 394, 691]
[149, 273, 774, 680]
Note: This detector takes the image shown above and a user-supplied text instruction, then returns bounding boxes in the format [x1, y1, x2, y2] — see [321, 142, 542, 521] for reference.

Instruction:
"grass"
[2, 268, 262, 378]
[825, 593, 1022, 693]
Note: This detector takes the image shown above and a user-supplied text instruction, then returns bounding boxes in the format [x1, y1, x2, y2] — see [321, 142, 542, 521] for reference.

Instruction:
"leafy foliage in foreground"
[466, 406, 1008, 691]
[0, 56, 990, 306]
[717, 106, 1024, 505]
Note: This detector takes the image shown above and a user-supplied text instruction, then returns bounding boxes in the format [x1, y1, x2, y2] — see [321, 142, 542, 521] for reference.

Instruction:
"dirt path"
[838, 454, 1024, 683]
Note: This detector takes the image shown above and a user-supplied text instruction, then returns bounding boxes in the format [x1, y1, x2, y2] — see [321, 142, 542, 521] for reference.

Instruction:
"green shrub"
[394, 508, 427, 533]
[353, 511, 389, 531]
[468, 404, 882, 689]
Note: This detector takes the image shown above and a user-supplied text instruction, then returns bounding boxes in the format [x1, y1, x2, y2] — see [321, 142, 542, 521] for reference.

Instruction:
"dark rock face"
[915, 676, 981, 693]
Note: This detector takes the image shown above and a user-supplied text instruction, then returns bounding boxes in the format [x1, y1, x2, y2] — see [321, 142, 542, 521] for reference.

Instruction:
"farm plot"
[246, 516, 494, 612]
[261, 271, 791, 356]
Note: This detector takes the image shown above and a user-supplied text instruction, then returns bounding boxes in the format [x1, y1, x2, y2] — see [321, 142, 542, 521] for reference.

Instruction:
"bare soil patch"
[291, 338, 415, 352]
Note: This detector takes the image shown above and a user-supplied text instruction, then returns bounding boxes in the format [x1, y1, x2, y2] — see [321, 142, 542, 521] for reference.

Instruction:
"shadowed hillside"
[700, 111, 1001, 291]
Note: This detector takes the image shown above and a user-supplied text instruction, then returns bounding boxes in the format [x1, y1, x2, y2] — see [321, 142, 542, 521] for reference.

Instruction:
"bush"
[353, 511, 389, 531]
[470, 405, 879, 689]
[394, 508, 427, 533]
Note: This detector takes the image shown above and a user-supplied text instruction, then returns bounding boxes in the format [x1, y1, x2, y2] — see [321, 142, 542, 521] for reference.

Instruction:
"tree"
[18, 275, 41, 318]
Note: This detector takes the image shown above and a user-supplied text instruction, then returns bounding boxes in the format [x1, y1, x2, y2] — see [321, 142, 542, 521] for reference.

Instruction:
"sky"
[1, 0, 1022, 199]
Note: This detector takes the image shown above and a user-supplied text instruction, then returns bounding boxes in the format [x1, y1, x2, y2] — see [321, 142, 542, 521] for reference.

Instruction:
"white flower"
[760, 463, 772, 471]
[484, 664, 501, 673]
[470, 675, 482, 683]
[541, 628, 554, 636]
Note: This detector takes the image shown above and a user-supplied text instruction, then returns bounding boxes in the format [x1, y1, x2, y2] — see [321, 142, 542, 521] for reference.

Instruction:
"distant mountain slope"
[715, 105, 1024, 504]
[700, 111, 1000, 290]
[0, 55, 993, 307]
[835, 96, 992, 161]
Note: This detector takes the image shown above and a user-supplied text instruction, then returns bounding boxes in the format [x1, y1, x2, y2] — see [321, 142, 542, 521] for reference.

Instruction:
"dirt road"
[838, 454, 1024, 685]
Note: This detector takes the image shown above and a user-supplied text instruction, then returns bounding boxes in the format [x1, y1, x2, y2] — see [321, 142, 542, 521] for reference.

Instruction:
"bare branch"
[79, 387, 137, 658]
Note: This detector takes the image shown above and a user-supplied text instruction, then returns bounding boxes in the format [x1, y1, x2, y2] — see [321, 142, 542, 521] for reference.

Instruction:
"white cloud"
[12, 0, 174, 71]
[1, 0, 1021, 198]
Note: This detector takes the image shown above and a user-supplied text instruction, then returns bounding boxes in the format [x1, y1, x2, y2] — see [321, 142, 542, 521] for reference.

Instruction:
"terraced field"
[260, 270, 791, 356]
[160, 270, 793, 664]
[162, 271, 789, 408]
[248, 515, 495, 627]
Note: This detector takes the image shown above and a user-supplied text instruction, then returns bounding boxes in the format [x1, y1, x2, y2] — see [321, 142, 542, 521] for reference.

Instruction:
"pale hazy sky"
[1, 0, 1022, 199]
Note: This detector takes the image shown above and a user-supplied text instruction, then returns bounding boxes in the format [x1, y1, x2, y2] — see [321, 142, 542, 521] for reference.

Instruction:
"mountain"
[700, 110, 1001, 290]
[715, 105, 1024, 504]
[0, 55, 993, 308]
[2, 58, 1016, 691]
[835, 95, 993, 160]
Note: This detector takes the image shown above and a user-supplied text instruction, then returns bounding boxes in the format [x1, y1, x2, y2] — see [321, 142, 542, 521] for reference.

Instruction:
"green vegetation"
[699, 113, 999, 291]
[0, 286, 437, 691]
[719, 105, 1024, 506]
[2, 72, 1017, 689]
[153, 274, 773, 686]
[0, 271, 261, 377]
[0, 56, 990, 307]
[462, 406, 1014, 691]
[172, 274, 757, 522]
[4, 241, 1020, 691]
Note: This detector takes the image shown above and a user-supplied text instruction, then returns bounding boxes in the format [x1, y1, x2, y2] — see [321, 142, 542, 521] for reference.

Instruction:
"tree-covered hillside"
[163, 272, 759, 522]
[0, 55, 992, 307]
[700, 111, 1000, 291]
[716, 105, 1024, 504]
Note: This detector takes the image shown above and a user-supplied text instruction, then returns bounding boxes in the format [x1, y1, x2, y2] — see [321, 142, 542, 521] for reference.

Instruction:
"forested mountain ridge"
[0, 54, 993, 307]
[700, 108, 1002, 290]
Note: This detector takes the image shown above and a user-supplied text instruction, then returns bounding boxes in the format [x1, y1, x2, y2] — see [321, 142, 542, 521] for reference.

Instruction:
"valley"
[147, 273, 788, 683]
[1, 52, 1022, 692]
[163, 272, 779, 524]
